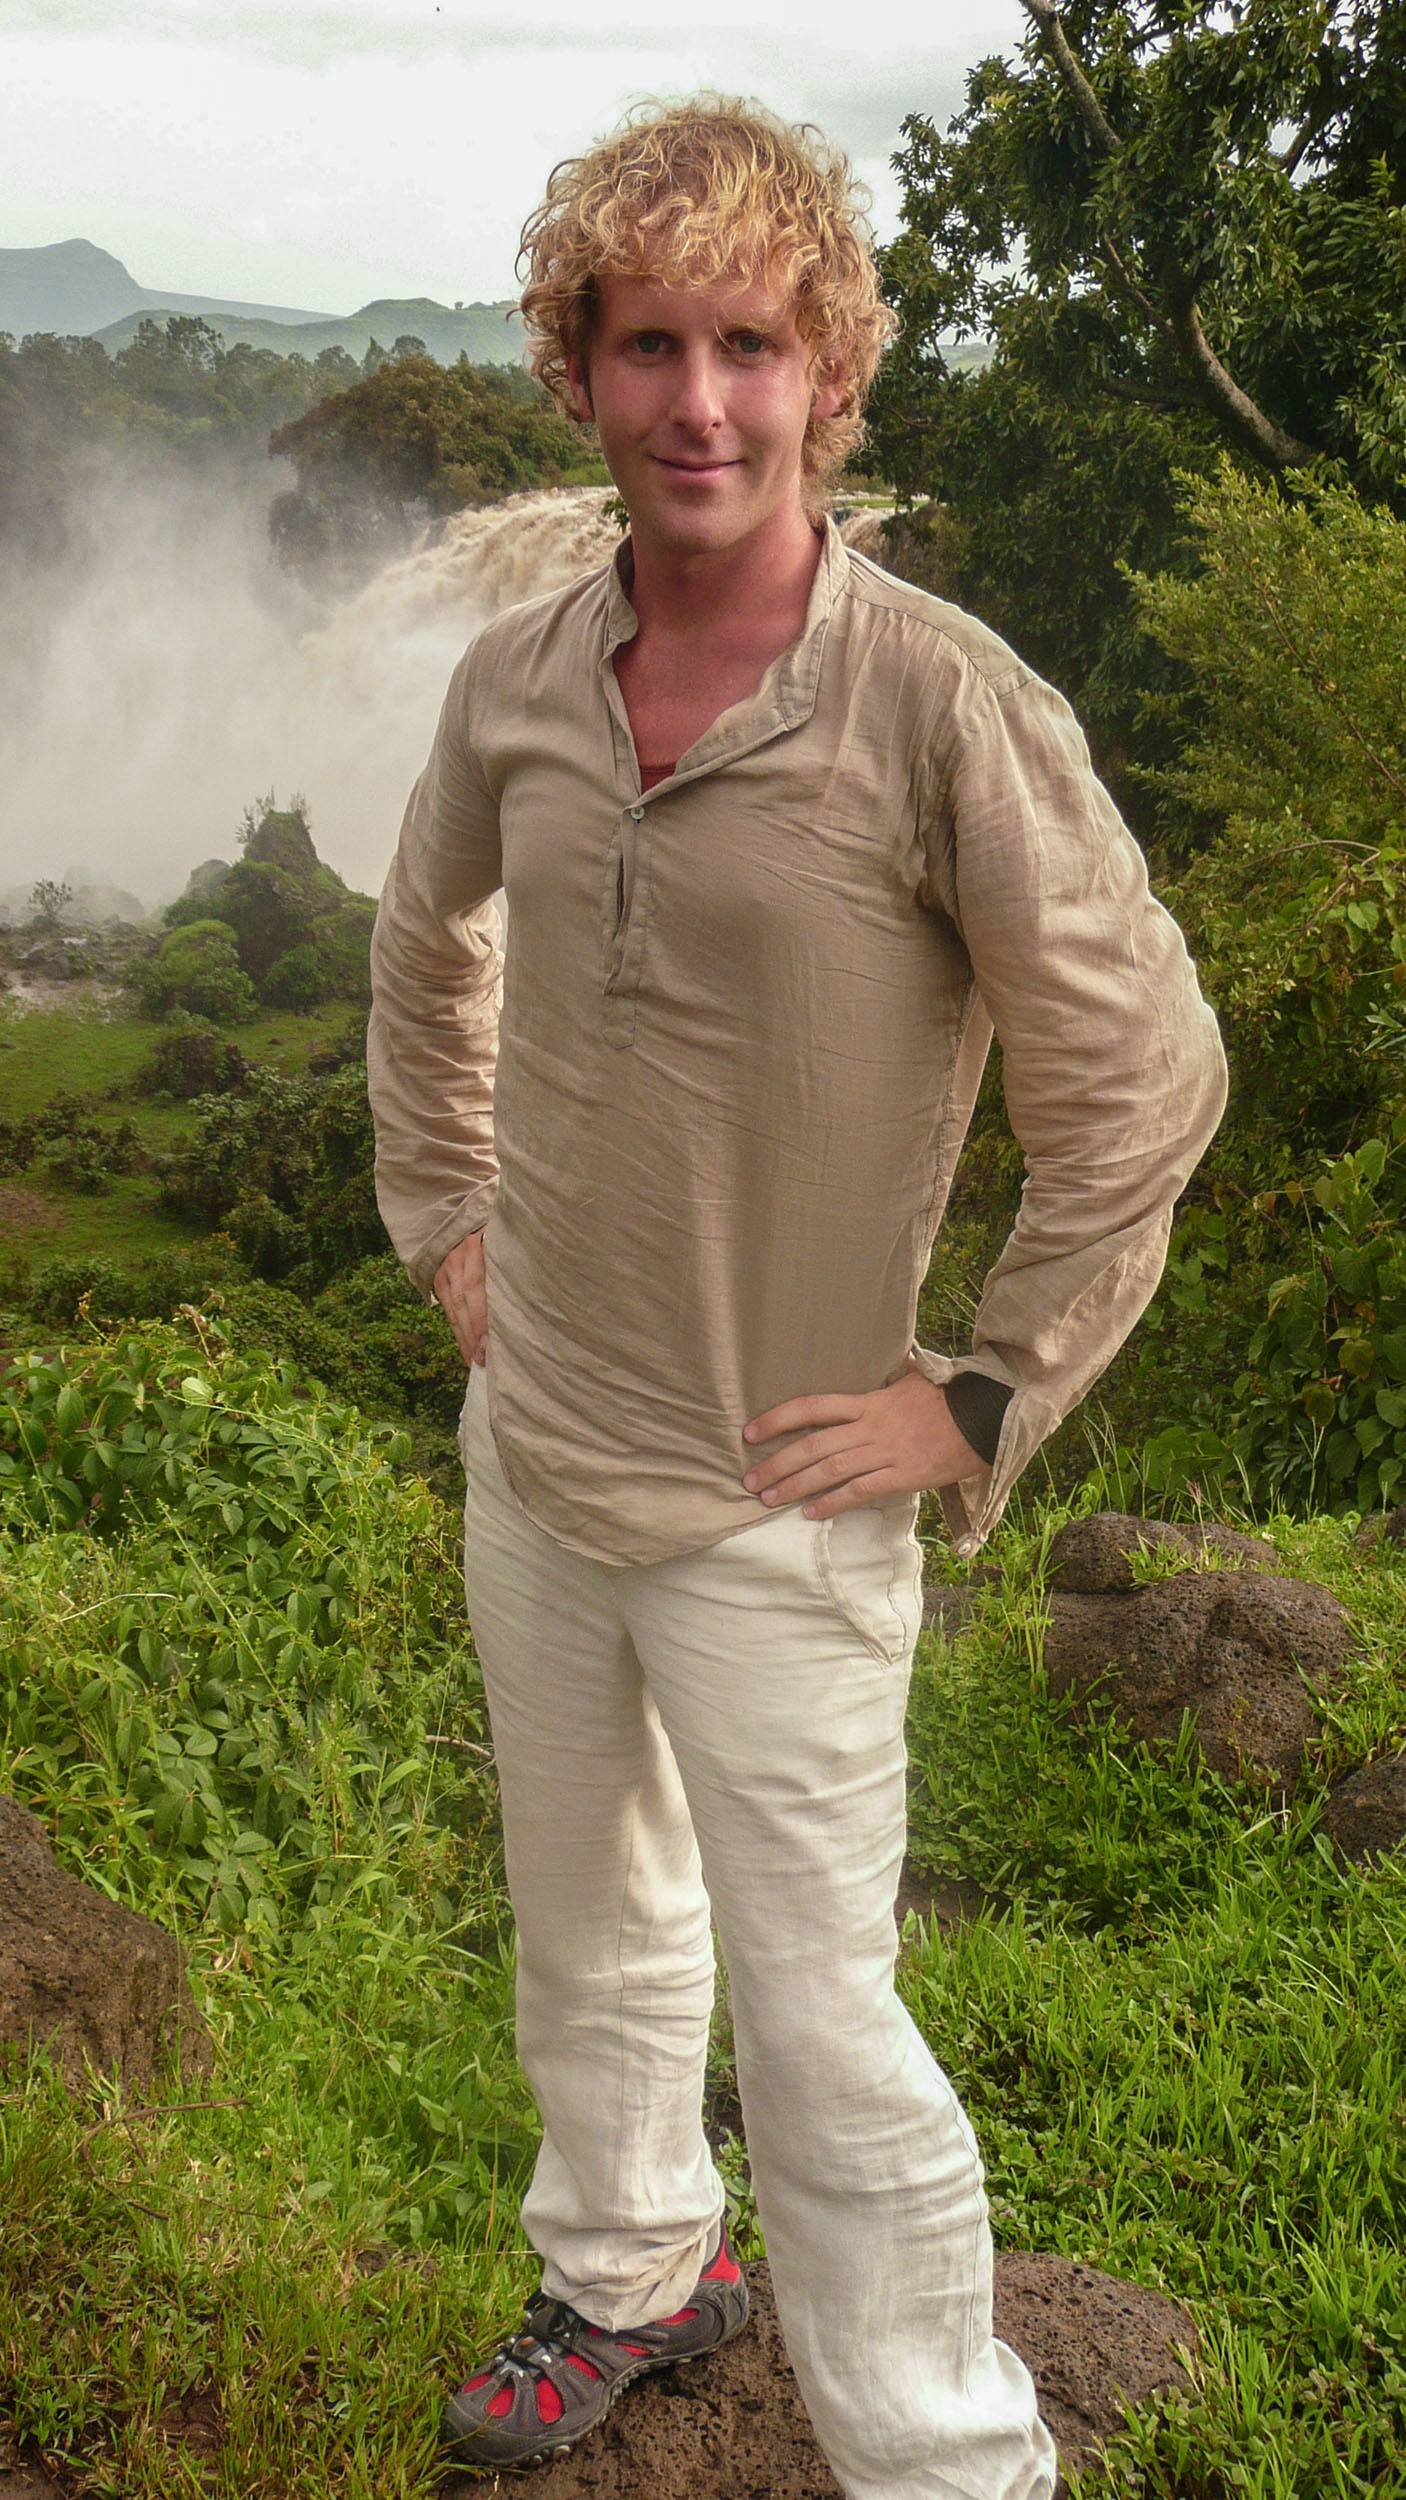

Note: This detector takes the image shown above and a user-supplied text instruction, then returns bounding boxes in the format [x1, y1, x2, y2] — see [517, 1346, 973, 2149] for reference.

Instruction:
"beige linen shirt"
[366, 515, 1228, 1567]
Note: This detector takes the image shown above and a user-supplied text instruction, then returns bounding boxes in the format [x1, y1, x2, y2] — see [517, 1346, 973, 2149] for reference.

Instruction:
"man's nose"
[667, 345, 726, 434]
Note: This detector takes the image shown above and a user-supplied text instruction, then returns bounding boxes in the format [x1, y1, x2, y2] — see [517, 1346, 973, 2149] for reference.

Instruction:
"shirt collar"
[600, 512, 849, 736]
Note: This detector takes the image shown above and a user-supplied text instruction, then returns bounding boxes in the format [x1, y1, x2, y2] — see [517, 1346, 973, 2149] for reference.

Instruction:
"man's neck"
[625, 500, 826, 643]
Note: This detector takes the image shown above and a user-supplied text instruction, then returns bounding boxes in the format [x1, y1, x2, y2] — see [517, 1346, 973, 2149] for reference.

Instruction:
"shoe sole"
[443, 2296, 751, 2476]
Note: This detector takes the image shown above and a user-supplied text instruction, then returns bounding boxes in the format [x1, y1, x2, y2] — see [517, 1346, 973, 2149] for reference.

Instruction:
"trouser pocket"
[457, 1363, 477, 1469]
[811, 1497, 922, 1667]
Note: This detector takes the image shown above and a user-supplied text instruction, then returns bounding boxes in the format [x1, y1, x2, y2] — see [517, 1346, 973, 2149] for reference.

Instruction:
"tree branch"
[1164, 283, 1319, 468]
[1018, 0, 1321, 471]
[1275, 100, 1334, 180]
[1021, 0, 1118, 154]
[1099, 238, 1178, 341]
[1093, 370, 1202, 412]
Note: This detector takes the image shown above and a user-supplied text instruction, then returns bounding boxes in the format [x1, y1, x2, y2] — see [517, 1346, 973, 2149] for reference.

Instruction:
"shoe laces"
[491, 2293, 586, 2380]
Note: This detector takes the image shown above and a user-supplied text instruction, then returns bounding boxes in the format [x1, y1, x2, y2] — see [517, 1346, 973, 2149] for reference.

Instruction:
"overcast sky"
[8, 0, 1029, 313]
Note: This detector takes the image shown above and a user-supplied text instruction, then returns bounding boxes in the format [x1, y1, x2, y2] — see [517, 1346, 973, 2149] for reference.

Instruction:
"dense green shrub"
[1131, 1129, 1406, 1520]
[310, 897, 375, 1009]
[0, 1113, 40, 1176]
[42, 1115, 143, 1194]
[129, 1010, 248, 1101]
[152, 1063, 381, 1286]
[19, 1254, 132, 1329]
[15, 1239, 246, 1329]
[131, 918, 258, 1022]
[224, 1189, 311, 1280]
[1127, 457, 1406, 844]
[1131, 463, 1406, 1156]
[0, 1320, 493, 1952]
[261, 942, 326, 1011]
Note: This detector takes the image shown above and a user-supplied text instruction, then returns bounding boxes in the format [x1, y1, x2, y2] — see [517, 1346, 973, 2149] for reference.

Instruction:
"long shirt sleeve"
[366, 639, 504, 1304]
[908, 657, 1229, 1560]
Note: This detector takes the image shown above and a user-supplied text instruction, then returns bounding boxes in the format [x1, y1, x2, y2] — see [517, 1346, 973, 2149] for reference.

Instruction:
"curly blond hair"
[516, 95, 897, 506]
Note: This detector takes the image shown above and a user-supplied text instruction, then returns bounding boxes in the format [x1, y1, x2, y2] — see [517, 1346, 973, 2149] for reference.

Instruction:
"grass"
[0, 989, 352, 1118]
[1, 1323, 1404, 2497]
[0, 990, 354, 1270]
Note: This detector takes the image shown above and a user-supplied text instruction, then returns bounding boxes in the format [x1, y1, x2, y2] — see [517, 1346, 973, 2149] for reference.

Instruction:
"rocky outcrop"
[438, 2252, 1199, 2499]
[0, 1795, 212, 2092]
[1319, 1752, 1406, 1866]
[1041, 1563, 1352, 1798]
[1046, 1511, 1278, 1592]
[1353, 1505, 1406, 1552]
[922, 1558, 1001, 1639]
[997, 2253, 1200, 2490]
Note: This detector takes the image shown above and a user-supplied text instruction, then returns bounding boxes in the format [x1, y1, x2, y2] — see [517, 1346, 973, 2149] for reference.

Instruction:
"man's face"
[565, 269, 845, 559]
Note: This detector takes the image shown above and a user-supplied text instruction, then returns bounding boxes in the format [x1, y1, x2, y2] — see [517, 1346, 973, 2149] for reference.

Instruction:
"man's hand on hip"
[741, 1353, 988, 1517]
[433, 1230, 489, 1369]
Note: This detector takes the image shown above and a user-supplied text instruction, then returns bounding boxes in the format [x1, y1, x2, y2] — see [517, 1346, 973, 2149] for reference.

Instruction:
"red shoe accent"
[460, 2370, 494, 2391]
[486, 2386, 513, 2417]
[702, 2234, 742, 2284]
[566, 2354, 602, 2379]
[660, 2305, 700, 2324]
[536, 2381, 564, 2424]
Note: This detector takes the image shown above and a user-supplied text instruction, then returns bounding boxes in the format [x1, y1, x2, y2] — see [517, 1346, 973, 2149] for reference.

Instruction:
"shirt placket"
[593, 528, 843, 1052]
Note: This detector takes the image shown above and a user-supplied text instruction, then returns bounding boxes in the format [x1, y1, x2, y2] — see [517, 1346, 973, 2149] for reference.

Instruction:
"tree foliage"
[267, 351, 588, 586]
[0, 316, 360, 568]
[1096, 454, 1406, 1519]
[868, 0, 1406, 769]
[152, 1064, 382, 1290]
[132, 920, 258, 1023]
[1137, 458, 1406, 1149]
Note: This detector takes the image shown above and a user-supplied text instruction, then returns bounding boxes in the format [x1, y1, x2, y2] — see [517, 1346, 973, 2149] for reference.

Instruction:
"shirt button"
[629, 805, 644, 821]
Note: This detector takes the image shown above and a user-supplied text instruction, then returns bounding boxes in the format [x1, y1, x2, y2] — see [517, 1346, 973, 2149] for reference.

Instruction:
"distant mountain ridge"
[1, 239, 525, 367]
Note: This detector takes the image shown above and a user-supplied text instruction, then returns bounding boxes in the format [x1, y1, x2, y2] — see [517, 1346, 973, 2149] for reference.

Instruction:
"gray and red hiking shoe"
[441, 2219, 750, 2473]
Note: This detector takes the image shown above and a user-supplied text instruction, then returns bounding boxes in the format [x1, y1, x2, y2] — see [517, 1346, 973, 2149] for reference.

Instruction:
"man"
[366, 94, 1227, 2500]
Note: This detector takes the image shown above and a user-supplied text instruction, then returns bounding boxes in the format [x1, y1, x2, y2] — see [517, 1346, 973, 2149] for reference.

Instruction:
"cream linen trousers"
[458, 1356, 1059, 2500]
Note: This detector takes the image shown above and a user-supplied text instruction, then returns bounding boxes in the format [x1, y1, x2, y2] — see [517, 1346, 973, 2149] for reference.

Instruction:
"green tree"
[1132, 455, 1406, 1157]
[153, 1064, 382, 1285]
[215, 858, 315, 987]
[868, 0, 1406, 781]
[263, 943, 326, 1011]
[0, 320, 362, 572]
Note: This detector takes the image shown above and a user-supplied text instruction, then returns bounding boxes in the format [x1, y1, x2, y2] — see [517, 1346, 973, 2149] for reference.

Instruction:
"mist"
[0, 446, 619, 916]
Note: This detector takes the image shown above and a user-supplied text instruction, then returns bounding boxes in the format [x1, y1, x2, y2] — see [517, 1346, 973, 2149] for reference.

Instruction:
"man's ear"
[564, 351, 594, 427]
[809, 357, 848, 424]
